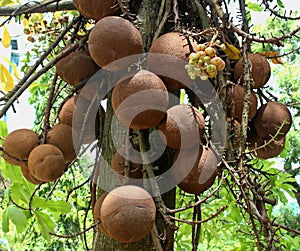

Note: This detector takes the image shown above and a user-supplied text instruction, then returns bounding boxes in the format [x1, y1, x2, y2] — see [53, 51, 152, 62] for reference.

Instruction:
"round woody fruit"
[100, 185, 156, 243]
[158, 104, 205, 149]
[148, 32, 197, 89]
[2, 129, 39, 165]
[112, 70, 169, 130]
[172, 145, 218, 194]
[73, 0, 120, 21]
[88, 16, 142, 71]
[28, 144, 66, 182]
[253, 101, 292, 140]
[234, 53, 271, 89]
[56, 48, 99, 86]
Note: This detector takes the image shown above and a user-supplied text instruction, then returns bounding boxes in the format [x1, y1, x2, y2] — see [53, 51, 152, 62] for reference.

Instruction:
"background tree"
[0, 0, 299, 251]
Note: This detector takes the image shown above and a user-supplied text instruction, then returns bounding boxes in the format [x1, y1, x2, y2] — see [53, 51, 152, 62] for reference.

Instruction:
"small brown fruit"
[253, 101, 292, 140]
[88, 16, 142, 70]
[112, 70, 169, 130]
[234, 53, 271, 89]
[28, 144, 66, 182]
[73, 0, 120, 21]
[59, 96, 76, 127]
[172, 145, 218, 194]
[226, 84, 257, 122]
[56, 48, 99, 86]
[100, 185, 156, 243]
[20, 162, 43, 185]
[248, 130, 286, 159]
[46, 124, 77, 163]
[148, 32, 197, 89]
[2, 129, 39, 165]
[158, 104, 205, 149]
[59, 96, 105, 144]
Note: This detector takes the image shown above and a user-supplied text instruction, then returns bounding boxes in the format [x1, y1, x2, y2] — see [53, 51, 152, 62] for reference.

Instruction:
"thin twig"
[169, 205, 228, 225]
[168, 170, 225, 214]
[153, 0, 171, 41]
[0, 0, 75, 17]
[272, 222, 300, 236]
[49, 222, 99, 239]
[41, 73, 58, 144]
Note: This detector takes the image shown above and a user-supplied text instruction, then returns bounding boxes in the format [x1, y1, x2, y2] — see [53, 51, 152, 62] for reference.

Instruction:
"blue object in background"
[0, 239, 11, 251]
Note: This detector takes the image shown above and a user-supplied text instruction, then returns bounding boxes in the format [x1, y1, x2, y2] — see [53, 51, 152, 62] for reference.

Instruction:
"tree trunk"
[91, 0, 211, 249]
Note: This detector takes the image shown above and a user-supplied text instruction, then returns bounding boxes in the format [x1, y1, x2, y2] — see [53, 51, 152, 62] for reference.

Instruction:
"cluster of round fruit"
[185, 42, 226, 80]
[1, 123, 76, 185]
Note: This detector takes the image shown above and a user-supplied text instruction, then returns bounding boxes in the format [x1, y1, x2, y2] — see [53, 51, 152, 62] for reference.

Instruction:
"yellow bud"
[220, 44, 226, 51]
[197, 44, 206, 51]
[205, 47, 216, 57]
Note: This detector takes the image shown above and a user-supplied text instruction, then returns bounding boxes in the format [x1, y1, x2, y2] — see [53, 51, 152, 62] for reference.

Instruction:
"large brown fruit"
[56, 48, 99, 86]
[59, 96, 105, 144]
[20, 162, 43, 185]
[148, 32, 197, 89]
[172, 145, 218, 194]
[253, 101, 292, 140]
[46, 124, 77, 163]
[234, 53, 271, 89]
[248, 130, 286, 159]
[2, 129, 39, 165]
[112, 70, 169, 130]
[226, 84, 257, 122]
[73, 0, 120, 20]
[100, 185, 156, 243]
[88, 16, 142, 70]
[112, 147, 143, 182]
[158, 104, 205, 149]
[28, 144, 66, 182]
[93, 192, 110, 236]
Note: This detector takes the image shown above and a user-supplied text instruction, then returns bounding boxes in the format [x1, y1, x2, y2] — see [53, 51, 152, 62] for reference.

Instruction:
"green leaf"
[277, 0, 284, 8]
[10, 181, 34, 204]
[7, 205, 28, 233]
[0, 120, 8, 140]
[2, 207, 9, 232]
[247, 2, 263, 12]
[34, 211, 55, 242]
[0, 159, 22, 182]
[31, 197, 72, 214]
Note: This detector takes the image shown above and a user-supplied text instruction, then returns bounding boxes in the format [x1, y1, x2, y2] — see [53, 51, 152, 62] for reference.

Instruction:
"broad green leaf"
[247, 2, 263, 12]
[0, 63, 14, 93]
[7, 205, 28, 233]
[10, 181, 33, 204]
[0, 158, 22, 182]
[2, 207, 9, 232]
[32, 197, 72, 213]
[34, 211, 55, 242]
[2, 26, 11, 48]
